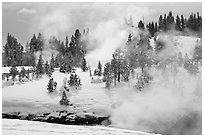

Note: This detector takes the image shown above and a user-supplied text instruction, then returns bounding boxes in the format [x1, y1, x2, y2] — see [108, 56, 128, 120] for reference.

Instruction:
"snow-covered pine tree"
[20, 67, 26, 78]
[36, 54, 44, 77]
[121, 59, 130, 81]
[50, 54, 55, 72]
[59, 91, 70, 105]
[103, 62, 113, 88]
[18, 71, 22, 82]
[44, 61, 50, 74]
[9, 64, 18, 81]
[81, 57, 87, 72]
[111, 54, 118, 85]
[98, 61, 102, 76]
[47, 78, 54, 93]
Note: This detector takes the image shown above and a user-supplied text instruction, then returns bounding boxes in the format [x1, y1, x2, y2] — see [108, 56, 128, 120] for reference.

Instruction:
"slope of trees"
[145, 11, 202, 37]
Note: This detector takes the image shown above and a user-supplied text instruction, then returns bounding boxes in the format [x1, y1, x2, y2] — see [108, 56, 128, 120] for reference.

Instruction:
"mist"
[24, 3, 202, 134]
[107, 30, 202, 134]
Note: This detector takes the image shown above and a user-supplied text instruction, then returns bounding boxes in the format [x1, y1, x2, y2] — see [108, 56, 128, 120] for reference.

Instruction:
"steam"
[85, 20, 128, 67]
[108, 33, 202, 134]
[110, 66, 201, 134]
[34, 9, 71, 62]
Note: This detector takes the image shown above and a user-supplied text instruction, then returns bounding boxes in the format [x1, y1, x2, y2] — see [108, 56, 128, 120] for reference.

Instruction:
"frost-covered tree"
[121, 59, 130, 81]
[103, 62, 113, 88]
[193, 43, 202, 64]
[111, 54, 118, 85]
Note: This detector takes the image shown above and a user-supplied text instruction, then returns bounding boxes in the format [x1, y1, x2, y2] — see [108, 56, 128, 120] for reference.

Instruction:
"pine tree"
[193, 43, 202, 63]
[3, 33, 24, 66]
[163, 14, 167, 31]
[155, 22, 158, 33]
[121, 59, 130, 81]
[81, 57, 87, 72]
[20, 67, 26, 78]
[167, 11, 174, 30]
[36, 54, 44, 77]
[138, 20, 144, 29]
[50, 54, 55, 72]
[111, 54, 118, 85]
[59, 91, 70, 105]
[47, 78, 54, 93]
[158, 15, 163, 30]
[37, 33, 44, 51]
[30, 34, 38, 52]
[103, 62, 113, 88]
[176, 15, 181, 31]
[98, 61, 102, 76]
[44, 61, 50, 74]
[181, 15, 185, 31]
[9, 64, 18, 81]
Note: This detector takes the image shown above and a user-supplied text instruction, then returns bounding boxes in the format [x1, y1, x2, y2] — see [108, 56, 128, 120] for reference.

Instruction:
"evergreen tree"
[81, 57, 87, 72]
[181, 15, 185, 31]
[103, 62, 113, 88]
[138, 20, 145, 29]
[30, 34, 38, 52]
[47, 78, 54, 93]
[9, 64, 18, 81]
[121, 59, 130, 81]
[127, 33, 132, 43]
[155, 22, 158, 33]
[20, 67, 26, 78]
[166, 11, 174, 30]
[111, 54, 118, 85]
[36, 54, 44, 76]
[193, 43, 202, 63]
[158, 15, 163, 30]
[163, 14, 167, 31]
[37, 33, 44, 51]
[44, 61, 50, 74]
[59, 91, 70, 105]
[3, 33, 24, 66]
[50, 54, 55, 72]
[176, 15, 181, 31]
[97, 61, 102, 76]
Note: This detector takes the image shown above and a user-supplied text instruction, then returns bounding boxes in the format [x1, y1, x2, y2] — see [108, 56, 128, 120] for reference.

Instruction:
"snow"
[2, 66, 33, 73]
[2, 119, 152, 135]
[2, 68, 111, 116]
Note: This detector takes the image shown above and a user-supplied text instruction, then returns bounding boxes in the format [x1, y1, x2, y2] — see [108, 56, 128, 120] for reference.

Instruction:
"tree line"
[137, 11, 202, 37]
[3, 29, 88, 68]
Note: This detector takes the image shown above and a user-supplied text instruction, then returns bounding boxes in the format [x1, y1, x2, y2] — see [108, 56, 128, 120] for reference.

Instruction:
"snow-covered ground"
[2, 66, 33, 73]
[2, 119, 152, 135]
[2, 68, 112, 117]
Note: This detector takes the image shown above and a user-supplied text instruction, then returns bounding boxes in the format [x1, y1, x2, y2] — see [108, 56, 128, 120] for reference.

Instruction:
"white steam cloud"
[107, 33, 202, 134]
[86, 20, 128, 67]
